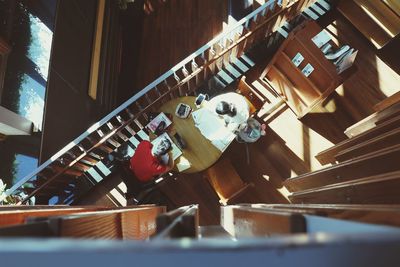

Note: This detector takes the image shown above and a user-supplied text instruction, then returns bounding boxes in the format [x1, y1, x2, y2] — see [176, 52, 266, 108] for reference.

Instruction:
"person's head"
[215, 101, 237, 117]
[152, 138, 172, 157]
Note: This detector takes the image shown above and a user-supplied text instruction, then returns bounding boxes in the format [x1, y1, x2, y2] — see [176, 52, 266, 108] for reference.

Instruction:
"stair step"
[316, 0, 331, 10]
[241, 54, 255, 68]
[303, 7, 320, 20]
[217, 69, 234, 85]
[137, 129, 150, 141]
[310, 3, 326, 16]
[224, 63, 243, 79]
[232, 58, 250, 73]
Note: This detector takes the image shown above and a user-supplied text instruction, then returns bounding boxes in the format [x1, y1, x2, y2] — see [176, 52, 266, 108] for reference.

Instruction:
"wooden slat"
[121, 206, 165, 240]
[58, 207, 164, 239]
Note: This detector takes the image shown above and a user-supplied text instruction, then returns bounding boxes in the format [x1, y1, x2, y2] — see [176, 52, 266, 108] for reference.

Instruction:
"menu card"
[292, 52, 304, 67]
[302, 63, 314, 77]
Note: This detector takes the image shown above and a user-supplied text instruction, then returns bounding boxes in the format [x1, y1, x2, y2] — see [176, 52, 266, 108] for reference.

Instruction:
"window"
[0, 0, 56, 186]
[1, 1, 55, 131]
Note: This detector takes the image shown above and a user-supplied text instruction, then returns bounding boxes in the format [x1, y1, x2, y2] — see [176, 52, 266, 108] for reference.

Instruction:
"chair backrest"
[205, 158, 252, 205]
[236, 76, 264, 114]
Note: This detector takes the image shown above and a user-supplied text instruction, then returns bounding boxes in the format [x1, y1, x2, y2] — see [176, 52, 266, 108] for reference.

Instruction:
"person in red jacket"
[129, 138, 174, 182]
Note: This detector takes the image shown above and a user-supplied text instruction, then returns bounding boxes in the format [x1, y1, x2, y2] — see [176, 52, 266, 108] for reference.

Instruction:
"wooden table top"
[158, 96, 223, 174]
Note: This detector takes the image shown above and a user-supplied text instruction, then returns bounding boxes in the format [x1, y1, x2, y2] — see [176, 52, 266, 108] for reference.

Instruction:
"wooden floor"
[119, 2, 400, 225]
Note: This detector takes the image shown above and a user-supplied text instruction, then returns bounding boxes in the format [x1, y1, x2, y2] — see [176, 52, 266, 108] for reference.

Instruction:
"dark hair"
[215, 101, 236, 117]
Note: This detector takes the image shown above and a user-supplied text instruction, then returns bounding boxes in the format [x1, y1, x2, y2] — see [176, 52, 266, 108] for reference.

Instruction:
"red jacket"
[129, 141, 168, 182]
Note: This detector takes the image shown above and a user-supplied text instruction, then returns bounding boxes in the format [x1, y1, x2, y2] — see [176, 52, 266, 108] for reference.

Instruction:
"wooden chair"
[204, 158, 253, 205]
[236, 76, 264, 115]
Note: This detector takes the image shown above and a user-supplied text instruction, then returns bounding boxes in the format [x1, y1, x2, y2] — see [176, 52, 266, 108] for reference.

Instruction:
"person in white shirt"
[205, 92, 250, 132]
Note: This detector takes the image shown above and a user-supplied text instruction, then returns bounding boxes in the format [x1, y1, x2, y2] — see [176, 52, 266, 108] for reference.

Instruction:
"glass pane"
[19, 74, 45, 130]
[27, 13, 52, 80]
[1, 1, 55, 130]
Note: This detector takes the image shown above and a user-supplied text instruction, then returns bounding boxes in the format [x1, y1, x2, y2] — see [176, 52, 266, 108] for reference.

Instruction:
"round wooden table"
[158, 96, 223, 173]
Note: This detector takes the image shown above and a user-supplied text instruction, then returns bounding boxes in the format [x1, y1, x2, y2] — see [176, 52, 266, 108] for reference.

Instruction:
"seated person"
[129, 138, 174, 183]
[206, 92, 250, 131]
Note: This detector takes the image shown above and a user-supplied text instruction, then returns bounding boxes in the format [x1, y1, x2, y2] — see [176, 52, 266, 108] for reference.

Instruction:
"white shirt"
[205, 92, 250, 132]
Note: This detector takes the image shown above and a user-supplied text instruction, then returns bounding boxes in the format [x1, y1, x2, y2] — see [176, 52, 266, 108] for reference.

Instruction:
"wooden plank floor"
[119, 4, 400, 225]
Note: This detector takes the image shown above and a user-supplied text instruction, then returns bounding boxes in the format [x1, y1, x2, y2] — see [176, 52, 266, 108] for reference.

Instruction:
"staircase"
[1, 0, 331, 206]
[285, 98, 400, 204]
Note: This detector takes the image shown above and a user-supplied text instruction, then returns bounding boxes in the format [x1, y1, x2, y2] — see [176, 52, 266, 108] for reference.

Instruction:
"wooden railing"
[1, 0, 318, 204]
